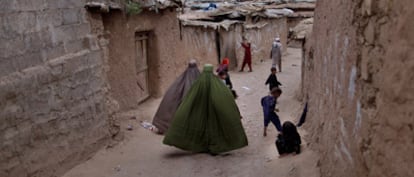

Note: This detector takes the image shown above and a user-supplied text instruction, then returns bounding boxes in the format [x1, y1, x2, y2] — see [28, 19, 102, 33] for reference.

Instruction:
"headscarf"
[222, 58, 230, 65]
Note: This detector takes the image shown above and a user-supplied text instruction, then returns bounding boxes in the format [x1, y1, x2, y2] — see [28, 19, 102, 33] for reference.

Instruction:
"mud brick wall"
[102, 10, 218, 111]
[302, 0, 414, 176]
[0, 1, 116, 177]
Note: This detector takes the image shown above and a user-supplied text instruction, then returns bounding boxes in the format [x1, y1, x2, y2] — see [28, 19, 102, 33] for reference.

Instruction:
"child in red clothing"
[239, 37, 252, 72]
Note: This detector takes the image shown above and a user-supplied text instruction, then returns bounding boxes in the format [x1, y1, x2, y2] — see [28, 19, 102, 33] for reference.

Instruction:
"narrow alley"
[2, 1, 413, 177]
[62, 48, 320, 177]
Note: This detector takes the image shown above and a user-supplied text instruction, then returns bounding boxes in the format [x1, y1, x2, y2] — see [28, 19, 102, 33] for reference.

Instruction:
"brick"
[47, 0, 85, 9]
[71, 83, 89, 101]
[53, 23, 91, 44]
[62, 55, 90, 78]
[72, 68, 92, 84]
[62, 8, 80, 25]
[14, 0, 47, 11]
[23, 31, 53, 53]
[3, 127, 18, 140]
[3, 12, 36, 34]
[13, 52, 44, 72]
[0, 104, 24, 130]
[64, 39, 87, 54]
[83, 35, 100, 51]
[52, 25, 75, 43]
[14, 69, 40, 93]
[0, 58, 18, 77]
[0, 79, 17, 102]
[35, 10, 63, 30]
[87, 50, 104, 67]
[0, 0, 16, 14]
[7, 161, 27, 177]
[86, 77, 104, 95]
[43, 43, 66, 60]
[76, 23, 92, 38]
[0, 37, 26, 58]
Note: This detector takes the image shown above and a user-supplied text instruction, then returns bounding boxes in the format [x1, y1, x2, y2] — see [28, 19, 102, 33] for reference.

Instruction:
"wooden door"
[135, 33, 150, 102]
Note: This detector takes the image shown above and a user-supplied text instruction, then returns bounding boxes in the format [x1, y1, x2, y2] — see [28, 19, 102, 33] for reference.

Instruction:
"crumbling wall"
[0, 1, 117, 177]
[102, 10, 217, 111]
[303, 0, 414, 176]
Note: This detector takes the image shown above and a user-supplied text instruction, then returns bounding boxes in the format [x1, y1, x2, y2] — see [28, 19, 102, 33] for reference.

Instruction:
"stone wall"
[303, 0, 414, 176]
[0, 1, 117, 177]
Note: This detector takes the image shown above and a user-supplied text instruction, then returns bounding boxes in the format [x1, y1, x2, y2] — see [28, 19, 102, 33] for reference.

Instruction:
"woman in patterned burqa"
[152, 60, 200, 134]
[163, 64, 248, 154]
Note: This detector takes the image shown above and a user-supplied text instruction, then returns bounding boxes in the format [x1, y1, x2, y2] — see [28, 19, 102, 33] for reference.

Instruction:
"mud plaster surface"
[303, 0, 414, 176]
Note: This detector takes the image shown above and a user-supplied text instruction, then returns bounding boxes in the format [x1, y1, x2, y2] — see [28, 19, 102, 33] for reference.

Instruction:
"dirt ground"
[62, 48, 320, 177]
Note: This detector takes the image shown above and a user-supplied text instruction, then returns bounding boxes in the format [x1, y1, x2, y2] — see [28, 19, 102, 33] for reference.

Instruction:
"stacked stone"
[0, 1, 115, 177]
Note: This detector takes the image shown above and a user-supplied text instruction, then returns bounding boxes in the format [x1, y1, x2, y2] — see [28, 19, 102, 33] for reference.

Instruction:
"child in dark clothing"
[276, 121, 301, 155]
[217, 58, 233, 89]
[261, 87, 283, 136]
[265, 67, 282, 91]
[218, 71, 239, 100]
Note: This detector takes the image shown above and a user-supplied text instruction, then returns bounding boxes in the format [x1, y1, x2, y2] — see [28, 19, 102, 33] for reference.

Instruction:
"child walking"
[265, 67, 282, 91]
[261, 87, 283, 136]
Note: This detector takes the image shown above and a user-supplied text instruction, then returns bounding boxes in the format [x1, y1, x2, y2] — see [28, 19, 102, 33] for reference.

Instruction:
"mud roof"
[291, 17, 313, 39]
[179, 0, 315, 30]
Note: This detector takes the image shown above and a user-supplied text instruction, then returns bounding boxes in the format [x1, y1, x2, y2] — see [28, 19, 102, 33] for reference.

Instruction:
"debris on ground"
[127, 125, 133, 131]
[114, 165, 121, 172]
[242, 86, 251, 90]
[139, 120, 160, 134]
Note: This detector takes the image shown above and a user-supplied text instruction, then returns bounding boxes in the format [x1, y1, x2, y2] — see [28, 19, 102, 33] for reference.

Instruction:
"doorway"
[135, 32, 150, 103]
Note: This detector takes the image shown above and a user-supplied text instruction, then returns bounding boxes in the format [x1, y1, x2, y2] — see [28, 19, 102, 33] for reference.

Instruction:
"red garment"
[240, 43, 252, 71]
[242, 43, 252, 62]
[222, 58, 230, 65]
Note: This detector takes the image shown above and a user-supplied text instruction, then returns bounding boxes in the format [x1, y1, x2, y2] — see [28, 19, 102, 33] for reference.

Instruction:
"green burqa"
[163, 64, 248, 154]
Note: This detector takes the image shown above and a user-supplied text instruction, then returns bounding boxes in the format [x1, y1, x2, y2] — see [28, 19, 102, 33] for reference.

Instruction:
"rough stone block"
[76, 23, 92, 38]
[3, 12, 36, 34]
[0, 156, 25, 177]
[62, 54, 90, 76]
[64, 39, 86, 54]
[0, 1, 15, 14]
[83, 35, 101, 51]
[13, 69, 40, 94]
[14, 0, 47, 11]
[51, 25, 75, 44]
[62, 8, 80, 25]
[35, 10, 63, 30]
[47, 0, 85, 9]
[24, 31, 53, 54]
[0, 37, 26, 58]
[13, 52, 43, 72]
[0, 104, 24, 130]
[0, 58, 17, 77]
[53, 23, 91, 44]
[43, 43, 66, 60]
[3, 127, 19, 140]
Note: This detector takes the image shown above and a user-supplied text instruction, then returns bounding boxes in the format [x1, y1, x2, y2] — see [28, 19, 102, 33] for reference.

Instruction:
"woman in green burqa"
[163, 64, 248, 154]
